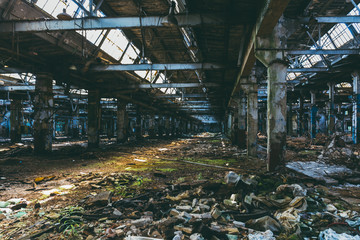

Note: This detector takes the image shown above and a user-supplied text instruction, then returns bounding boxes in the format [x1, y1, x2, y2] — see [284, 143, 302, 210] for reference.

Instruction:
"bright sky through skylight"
[34, 0, 165, 88]
[287, 3, 360, 81]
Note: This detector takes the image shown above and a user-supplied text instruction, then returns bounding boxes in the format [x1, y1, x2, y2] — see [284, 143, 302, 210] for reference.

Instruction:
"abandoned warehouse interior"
[2, 0, 360, 239]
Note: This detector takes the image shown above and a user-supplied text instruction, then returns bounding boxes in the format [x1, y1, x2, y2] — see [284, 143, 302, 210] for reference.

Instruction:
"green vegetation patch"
[156, 168, 177, 172]
[182, 157, 238, 166]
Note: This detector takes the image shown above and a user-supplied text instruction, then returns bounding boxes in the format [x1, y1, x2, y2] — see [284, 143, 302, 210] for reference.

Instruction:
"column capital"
[36, 72, 53, 79]
[352, 71, 359, 78]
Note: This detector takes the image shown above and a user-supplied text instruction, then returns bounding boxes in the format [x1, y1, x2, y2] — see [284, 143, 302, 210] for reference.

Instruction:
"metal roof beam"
[90, 63, 225, 72]
[126, 82, 219, 89]
[0, 14, 231, 33]
[300, 16, 360, 24]
[257, 49, 360, 55]
[0, 67, 28, 74]
[0, 85, 64, 91]
[156, 94, 207, 98]
[287, 68, 328, 73]
[229, 0, 290, 106]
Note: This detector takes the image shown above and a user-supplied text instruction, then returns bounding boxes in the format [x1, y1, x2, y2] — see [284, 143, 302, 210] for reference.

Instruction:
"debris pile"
[318, 133, 360, 169]
[1, 170, 360, 239]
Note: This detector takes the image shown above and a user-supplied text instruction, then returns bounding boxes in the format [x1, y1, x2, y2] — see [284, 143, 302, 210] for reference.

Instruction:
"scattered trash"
[286, 161, 353, 184]
[134, 158, 147, 162]
[1, 134, 360, 240]
[319, 228, 360, 240]
[248, 230, 276, 240]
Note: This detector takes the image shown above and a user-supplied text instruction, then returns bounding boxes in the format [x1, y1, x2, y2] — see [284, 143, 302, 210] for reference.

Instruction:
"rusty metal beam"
[0, 14, 233, 33]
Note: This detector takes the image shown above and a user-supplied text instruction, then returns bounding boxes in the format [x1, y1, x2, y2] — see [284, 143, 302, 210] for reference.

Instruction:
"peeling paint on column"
[328, 82, 335, 135]
[88, 89, 100, 149]
[255, 17, 293, 171]
[352, 72, 360, 143]
[34, 73, 53, 154]
[148, 114, 155, 138]
[267, 62, 287, 171]
[116, 100, 127, 143]
[310, 91, 317, 138]
[247, 75, 258, 157]
[135, 107, 142, 140]
[238, 95, 247, 149]
[165, 117, 170, 136]
[10, 98, 21, 143]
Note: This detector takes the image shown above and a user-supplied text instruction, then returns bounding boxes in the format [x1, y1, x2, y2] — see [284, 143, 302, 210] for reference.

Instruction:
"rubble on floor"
[0, 134, 360, 239]
[1, 169, 360, 239]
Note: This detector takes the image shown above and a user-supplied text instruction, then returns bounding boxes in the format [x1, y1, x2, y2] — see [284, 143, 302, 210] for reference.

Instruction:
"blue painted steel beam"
[0, 14, 228, 33]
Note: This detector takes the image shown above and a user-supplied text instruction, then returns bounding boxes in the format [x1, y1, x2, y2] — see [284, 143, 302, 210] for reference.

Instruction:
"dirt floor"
[0, 133, 359, 239]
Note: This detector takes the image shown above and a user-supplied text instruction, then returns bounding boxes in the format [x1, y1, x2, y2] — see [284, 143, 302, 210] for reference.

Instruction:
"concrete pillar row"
[226, 112, 232, 137]
[298, 93, 304, 136]
[255, 17, 290, 171]
[88, 89, 101, 149]
[135, 107, 142, 140]
[352, 71, 360, 143]
[165, 116, 170, 136]
[246, 74, 258, 157]
[10, 98, 22, 143]
[238, 93, 247, 149]
[287, 103, 293, 136]
[116, 100, 127, 143]
[310, 91, 318, 138]
[230, 101, 239, 145]
[157, 116, 163, 137]
[34, 73, 54, 154]
[148, 114, 156, 138]
[170, 117, 175, 136]
[328, 82, 335, 135]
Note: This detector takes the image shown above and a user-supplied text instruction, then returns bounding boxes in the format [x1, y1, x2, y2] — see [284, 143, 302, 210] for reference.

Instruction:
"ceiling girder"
[125, 82, 219, 89]
[257, 49, 360, 55]
[300, 16, 360, 24]
[90, 63, 225, 72]
[0, 14, 234, 33]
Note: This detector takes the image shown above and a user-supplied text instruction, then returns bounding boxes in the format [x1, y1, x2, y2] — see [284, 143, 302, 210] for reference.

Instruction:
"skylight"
[35, 0, 147, 80]
[287, 3, 360, 82]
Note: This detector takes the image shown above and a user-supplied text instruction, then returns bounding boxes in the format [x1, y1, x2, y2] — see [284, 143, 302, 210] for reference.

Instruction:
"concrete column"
[174, 118, 179, 136]
[165, 116, 170, 136]
[238, 95, 247, 148]
[287, 103, 293, 136]
[181, 119, 185, 135]
[247, 75, 258, 157]
[256, 18, 289, 171]
[183, 120, 187, 135]
[328, 82, 335, 135]
[70, 101, 80, 138]
[135, 107, 142, 140]
[34, 73, 54, 154]
[141, 117, 145, 135]
[227, 112, 232, 137]
[88, 89, 100, 149]
[157, 116, 163, 137]
[352, 72, 360, 143]
[266, 61, 287, 171]
[310, 91, 318, 138]
[298, 96, 304, 136]
[116, 100, 127, 143]
[71, 116, 80, 138]
[170, 117, 175, 136]
[230, 103, 238, 145]
[10, 98, 22, 143]
[148, 115, 156, 138]
[107, 117, 114, 139]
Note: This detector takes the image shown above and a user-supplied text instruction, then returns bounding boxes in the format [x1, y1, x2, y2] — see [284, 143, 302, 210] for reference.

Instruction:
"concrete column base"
[10, 98, 22, 143]
[34, 73, 53, 154]
[88, 89, 100, 149]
